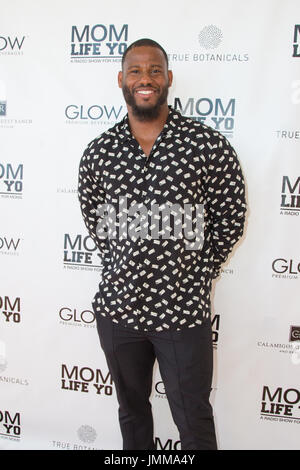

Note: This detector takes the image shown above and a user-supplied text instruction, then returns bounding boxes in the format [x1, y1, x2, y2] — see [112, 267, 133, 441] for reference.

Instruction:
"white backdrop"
[1, 0, 300, 450]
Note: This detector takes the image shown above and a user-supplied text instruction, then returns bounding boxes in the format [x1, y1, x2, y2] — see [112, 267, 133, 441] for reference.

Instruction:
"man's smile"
[134, 87, 158, 97]
[136, 90, 154, 95]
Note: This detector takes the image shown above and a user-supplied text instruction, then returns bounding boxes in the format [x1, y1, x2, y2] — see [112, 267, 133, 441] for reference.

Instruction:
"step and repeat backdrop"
[1, 0, 299, 450]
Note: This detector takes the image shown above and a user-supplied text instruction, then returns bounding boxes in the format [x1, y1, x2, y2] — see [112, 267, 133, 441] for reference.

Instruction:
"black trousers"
[95, 315, 217, 450]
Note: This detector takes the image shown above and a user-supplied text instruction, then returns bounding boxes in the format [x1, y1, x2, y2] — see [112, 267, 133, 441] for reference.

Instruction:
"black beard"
[122, 84, 169, 121]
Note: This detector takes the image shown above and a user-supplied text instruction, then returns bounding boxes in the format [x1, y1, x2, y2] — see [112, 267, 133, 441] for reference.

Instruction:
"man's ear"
[118, 71, 123, 89]
[168, 70, 173, 87]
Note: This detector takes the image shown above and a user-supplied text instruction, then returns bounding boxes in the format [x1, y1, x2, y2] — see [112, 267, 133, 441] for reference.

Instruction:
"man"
[78, 38, 247, 450]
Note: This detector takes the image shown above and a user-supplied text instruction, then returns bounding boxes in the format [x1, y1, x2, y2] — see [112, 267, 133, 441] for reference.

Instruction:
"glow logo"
[0, 35, 25, 55]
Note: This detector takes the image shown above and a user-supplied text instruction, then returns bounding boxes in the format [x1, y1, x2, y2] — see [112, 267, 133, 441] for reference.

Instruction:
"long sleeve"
[77, 142, 111, 267]
[204, 135, 247, 278]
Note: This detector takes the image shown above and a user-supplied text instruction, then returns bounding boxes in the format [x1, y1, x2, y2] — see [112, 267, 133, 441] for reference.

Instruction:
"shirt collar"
[118, 106, 182, 143]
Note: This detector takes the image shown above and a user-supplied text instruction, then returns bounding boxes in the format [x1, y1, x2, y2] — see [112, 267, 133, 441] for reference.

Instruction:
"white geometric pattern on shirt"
[78, 106, 246, 332]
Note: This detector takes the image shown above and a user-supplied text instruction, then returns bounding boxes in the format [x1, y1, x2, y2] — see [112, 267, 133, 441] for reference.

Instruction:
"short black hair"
[122, 38, 169, 68]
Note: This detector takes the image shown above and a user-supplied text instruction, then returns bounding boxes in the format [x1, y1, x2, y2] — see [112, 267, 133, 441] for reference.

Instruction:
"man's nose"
[138, 71, 153, 85]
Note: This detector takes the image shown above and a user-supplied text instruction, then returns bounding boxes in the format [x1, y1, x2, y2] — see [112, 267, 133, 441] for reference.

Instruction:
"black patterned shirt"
[78, 106, 246, 331]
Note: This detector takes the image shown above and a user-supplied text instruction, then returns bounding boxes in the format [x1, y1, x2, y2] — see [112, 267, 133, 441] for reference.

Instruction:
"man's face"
[118, 46, 173, 121]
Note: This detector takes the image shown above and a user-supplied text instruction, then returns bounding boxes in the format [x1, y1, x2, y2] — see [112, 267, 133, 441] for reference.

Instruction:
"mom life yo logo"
[292, 25, 300, 57]
[0, 410, 21, 440]
[0, 163, 23, 198]
[173, 97, 236, 139]
[0, 296, 21, 323]
[65, 104, 124, 126]
[280, 176, 300, 215]
[70, 24, 128, 62]
[63, 234, 101, 271]
[61, 364, 113, 396]
[155, 437, 181, 451]
[260, 386, 300, 423]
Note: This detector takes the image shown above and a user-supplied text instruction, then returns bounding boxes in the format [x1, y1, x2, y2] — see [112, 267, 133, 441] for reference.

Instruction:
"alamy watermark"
[95, 197, 205, 250]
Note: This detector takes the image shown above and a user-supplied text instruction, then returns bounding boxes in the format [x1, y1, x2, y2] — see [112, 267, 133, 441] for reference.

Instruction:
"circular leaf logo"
[77, 425, 97, 443]
[198, 25, 223, 49]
